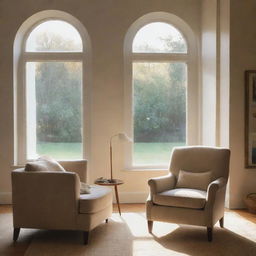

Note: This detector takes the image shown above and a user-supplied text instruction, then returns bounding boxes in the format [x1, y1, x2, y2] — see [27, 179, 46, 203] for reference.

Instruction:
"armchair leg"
[147, 220, 153, 233]
[13, 228, 20, 242]
[219, 217, 224, 228]
[83, 231, 89, 245]
[207, 227, 212, 242]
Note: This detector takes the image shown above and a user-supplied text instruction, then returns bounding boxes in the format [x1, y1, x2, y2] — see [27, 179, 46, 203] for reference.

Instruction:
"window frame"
[14, 11, 92, 165]
[124, 12, 199, 170]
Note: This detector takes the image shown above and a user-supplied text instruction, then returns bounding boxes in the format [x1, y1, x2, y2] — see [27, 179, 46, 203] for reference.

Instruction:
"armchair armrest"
[148, 173, 176, 197]
[12, 169, 80, 229]
[206, 177, 227, 202]
[205, 177, 228, 226]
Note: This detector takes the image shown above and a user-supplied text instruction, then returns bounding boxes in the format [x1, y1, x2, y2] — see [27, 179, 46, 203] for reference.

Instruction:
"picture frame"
[245, 70, 256, 168]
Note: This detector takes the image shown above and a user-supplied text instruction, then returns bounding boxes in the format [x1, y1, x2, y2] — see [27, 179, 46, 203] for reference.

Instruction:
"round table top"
[95, 178, 124, 186]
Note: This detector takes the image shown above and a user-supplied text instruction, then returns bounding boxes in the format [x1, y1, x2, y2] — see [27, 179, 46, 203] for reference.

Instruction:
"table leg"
[114, 185, 121, 215]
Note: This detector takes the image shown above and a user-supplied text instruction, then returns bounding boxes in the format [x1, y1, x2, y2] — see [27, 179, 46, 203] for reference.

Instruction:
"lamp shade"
[109, 132, 132, 181]
[118, 133, 132, 142]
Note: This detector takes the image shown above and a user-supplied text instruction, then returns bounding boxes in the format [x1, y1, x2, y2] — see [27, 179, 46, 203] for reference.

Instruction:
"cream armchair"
[147, 146, 230, 241]
[12, 160, 112, 244]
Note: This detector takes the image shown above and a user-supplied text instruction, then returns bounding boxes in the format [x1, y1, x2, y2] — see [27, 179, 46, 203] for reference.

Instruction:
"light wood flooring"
[0, 204, 255, 256]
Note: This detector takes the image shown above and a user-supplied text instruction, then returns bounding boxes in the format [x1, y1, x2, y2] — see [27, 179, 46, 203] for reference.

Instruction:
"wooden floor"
[0, 204, 255, 256]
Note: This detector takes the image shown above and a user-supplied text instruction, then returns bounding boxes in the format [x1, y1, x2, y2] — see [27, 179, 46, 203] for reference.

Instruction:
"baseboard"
[0, 192, 12, 204]
[117, 192, 148, 203]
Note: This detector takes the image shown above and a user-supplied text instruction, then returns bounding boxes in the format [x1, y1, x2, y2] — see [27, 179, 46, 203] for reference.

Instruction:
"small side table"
[95, 179, 124, 215]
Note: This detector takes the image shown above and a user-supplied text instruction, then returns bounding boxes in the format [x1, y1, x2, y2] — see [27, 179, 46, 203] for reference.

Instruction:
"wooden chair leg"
[13, 228, 20, 242]
[148, 220, 153, 233]
[83, 231, 89, 245]
[105, 218, 108, 223]
[219, 217, 224, 228]
[207, 227, 212, 242]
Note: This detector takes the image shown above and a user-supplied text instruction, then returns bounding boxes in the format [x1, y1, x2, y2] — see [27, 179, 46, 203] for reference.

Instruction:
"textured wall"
[229, 0, 256, 208]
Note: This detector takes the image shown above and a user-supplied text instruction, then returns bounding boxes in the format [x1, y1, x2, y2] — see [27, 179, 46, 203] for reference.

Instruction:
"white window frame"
[14, 10, 92, 165]
[124, 12, 199, 170]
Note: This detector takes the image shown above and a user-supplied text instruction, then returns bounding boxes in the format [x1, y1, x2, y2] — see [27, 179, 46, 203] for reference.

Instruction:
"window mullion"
[132, 53, 188, 62]
[23, 52, 83, 61]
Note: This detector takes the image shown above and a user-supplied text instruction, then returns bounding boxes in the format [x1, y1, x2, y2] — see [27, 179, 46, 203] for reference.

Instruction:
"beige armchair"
[12, 160, 112, 244]
[147, 146, 230, 241]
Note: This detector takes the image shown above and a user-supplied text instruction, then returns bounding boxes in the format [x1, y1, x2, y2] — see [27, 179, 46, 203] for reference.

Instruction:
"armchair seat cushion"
[153, 188, 207, 209]
[79, 185, 112, 214]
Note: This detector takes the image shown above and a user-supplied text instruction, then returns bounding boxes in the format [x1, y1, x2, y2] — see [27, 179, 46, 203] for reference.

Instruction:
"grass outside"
[37, 142, 185, 164]
[37, 142, 82, 159]
[133, 142, 185, 165]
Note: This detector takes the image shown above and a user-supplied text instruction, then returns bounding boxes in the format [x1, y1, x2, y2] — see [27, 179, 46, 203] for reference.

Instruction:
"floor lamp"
[109, 132, 132, 182]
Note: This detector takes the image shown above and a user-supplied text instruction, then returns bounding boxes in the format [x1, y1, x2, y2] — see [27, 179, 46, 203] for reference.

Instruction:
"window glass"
[133, 62, 187, 166]
[133, 22, 187, 53]
[26, 62, 82, 159]
[26, 20, 83, 52]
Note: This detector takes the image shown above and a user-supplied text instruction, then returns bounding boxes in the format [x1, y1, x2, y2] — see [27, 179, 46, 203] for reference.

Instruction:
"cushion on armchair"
[25, 156, 66, 172]
[176, 170, 212, 191]
[79, 185, 112, 213]
[25, 156, 91, 194]
[153, 188, 207, 209]
[80, 182, 91, 194]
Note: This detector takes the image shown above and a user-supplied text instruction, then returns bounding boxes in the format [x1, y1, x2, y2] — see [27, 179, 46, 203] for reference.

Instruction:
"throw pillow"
[176, 170, 212, 191]
[80, 182, 91, 194]
[25, 155, 66, 172]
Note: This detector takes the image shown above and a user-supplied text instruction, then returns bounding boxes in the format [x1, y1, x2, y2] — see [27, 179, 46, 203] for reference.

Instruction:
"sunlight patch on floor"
[152, 221, 179, 237]
[224, 212, 256, 242]
[117, 212, 179, 238]
[110, 214, 125, 223]
[133, 239, 188, 256]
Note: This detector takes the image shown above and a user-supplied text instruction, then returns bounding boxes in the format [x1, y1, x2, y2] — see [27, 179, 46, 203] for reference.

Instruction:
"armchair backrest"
[59, 160, 87, 182]
[169, 146, 230, 181]
[11, 159, 87, 230]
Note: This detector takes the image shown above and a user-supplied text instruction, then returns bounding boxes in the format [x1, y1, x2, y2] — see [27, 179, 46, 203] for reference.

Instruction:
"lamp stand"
[110, 143, 113, 181]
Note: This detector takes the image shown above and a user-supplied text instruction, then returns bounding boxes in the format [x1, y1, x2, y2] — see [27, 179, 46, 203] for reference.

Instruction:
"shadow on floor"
[153, 225, 256, 256]
[2, 212, 256, 256]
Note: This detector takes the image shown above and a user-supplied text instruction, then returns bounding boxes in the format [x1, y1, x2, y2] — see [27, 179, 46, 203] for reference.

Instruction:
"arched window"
[14, 11, 91, 164]
[124, 13, 198, 169]
[133, 22, 187, 53]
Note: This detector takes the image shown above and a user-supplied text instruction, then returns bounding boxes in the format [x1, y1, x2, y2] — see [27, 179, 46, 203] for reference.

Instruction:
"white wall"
[219, 0, 230, 207]
[190, 0, 256, 209]
[200, 0, 256, 208]
[219, 0, 230, 149]
[0, 0, 202, 203]
[201, 0, 218, 146]
[201, 0, 231, 208]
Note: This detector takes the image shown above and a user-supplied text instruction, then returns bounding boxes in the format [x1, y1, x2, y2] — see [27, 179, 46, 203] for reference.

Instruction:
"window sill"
[12, 159, 87, 169]
[12, 165, 25, 169]
[121, 168, 168, 172]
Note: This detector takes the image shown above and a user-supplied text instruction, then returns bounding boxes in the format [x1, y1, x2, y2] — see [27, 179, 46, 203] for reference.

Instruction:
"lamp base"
[107, 178, 118, 183]
[95, 177, 123, 185]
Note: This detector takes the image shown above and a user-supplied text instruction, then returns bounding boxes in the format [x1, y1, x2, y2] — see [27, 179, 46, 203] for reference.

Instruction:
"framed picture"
[245, 70, 256, 168]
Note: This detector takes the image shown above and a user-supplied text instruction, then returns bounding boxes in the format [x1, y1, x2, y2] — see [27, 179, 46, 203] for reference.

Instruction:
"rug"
[24, 212, 256, 256]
